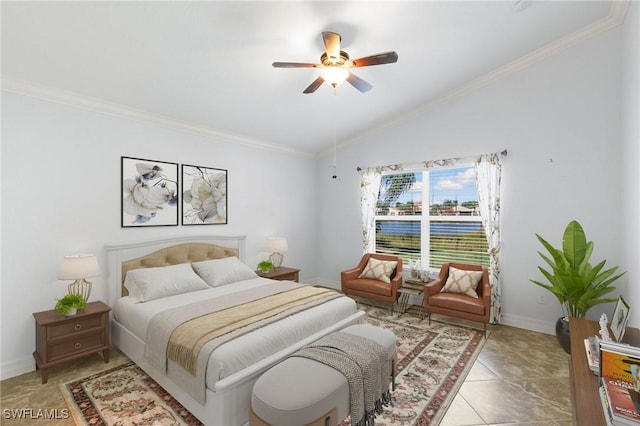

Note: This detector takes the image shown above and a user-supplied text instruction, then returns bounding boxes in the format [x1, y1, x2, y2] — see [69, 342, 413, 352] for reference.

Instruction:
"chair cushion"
[343, 278, 393, 297]
[358, 257, 397, 283]
[440, 267, 482, 298]
[428, 292, 486, 316]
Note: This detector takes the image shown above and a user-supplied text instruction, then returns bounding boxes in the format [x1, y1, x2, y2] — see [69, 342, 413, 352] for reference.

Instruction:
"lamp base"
[269, 252, 284, 269]
[68, 279, 92, 302]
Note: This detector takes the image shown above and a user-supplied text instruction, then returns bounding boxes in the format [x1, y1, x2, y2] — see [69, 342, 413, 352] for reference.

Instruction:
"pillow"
[191, 256, 258, 287]
[124, 263, 209, 303]
[358, 257, 397, 284]
[440, 267, 483, 298]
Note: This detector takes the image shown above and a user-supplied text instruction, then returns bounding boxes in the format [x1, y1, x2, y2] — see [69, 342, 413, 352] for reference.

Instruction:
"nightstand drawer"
[49, 315, 104, 339]
[48, 332, 105, 361]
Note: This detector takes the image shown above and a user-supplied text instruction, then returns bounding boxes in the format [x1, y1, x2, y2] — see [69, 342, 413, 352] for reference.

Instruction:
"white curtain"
[475, 153, 503, 323]
[359, 152, 504, 323]
[359, 168, 383, 252]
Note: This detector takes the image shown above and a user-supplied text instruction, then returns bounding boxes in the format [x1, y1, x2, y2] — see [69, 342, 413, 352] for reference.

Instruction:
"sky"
[394, 166, 478, 205]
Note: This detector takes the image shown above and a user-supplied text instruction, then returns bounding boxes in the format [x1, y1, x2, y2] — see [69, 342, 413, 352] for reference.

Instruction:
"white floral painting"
[182, 164, 227, 225]
[121, 157, 178, 227]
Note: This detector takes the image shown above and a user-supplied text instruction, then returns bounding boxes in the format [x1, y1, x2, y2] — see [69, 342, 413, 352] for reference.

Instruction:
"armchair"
[341, 253, 403, 313]
[424, 262, 491, 337]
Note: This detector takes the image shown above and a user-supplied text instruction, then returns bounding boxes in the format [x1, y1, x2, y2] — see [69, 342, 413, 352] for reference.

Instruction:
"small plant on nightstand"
[258, 260, 274, 273]
[54, 293, 87, 316]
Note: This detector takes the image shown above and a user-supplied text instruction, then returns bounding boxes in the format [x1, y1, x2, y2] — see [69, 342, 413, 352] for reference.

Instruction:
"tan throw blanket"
[144, 281, 341, 403]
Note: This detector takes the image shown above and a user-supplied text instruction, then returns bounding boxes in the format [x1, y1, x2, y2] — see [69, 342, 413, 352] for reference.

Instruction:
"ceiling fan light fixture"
[321, 66, 349, 88]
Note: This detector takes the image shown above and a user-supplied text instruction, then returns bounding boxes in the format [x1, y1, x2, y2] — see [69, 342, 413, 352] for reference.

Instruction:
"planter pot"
[555, 317, 571, 354]
[64, 307, 77, 316]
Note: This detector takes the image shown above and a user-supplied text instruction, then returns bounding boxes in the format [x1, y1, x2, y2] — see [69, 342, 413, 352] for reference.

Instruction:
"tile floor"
[0, 309, 573, 426]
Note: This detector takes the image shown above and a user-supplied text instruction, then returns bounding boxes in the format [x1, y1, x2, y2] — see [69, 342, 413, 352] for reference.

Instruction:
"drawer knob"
[74, 324, 82, 331]
[74, 343, 82, 350]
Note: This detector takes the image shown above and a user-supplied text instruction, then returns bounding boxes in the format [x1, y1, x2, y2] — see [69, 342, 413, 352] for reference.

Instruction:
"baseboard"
[1, 356, 34, 381]
[499, 313, 555, 335]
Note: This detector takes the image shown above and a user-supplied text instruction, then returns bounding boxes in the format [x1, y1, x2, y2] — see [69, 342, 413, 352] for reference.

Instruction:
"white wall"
[317, 24, 634, 334]
[621, 1, 640, 328]
[0, 93, 318, 378]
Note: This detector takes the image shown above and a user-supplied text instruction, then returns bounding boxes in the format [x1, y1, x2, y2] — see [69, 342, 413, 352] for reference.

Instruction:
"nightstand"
[256, 266, 300, 282]
[33, 300, 111, 384]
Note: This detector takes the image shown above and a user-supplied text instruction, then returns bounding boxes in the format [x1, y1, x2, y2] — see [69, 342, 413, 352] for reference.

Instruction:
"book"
[585, 336, 601, 374]
[599, 340, 640, 425]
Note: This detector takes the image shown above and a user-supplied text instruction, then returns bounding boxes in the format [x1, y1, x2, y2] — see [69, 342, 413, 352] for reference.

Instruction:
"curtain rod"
[356, 149, 508, 172]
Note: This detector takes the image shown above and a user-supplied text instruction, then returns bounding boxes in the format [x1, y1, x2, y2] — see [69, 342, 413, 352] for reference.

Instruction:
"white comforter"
[113, 278, 358, 388]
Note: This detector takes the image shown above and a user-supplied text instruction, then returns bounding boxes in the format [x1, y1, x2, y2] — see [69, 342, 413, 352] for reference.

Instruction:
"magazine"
[599, 340, 640, 425]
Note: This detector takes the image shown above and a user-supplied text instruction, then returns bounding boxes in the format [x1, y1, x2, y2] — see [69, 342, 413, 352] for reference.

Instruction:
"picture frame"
[121, 156, 179, 227]
[181, 164, 227, 225]
[611, 296, 631, 342]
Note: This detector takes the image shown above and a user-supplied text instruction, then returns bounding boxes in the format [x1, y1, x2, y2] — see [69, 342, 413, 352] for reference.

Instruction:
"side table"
[33, 300, 111, 384]
[256, 266, 300, 282]
[398, 278, 428, 317]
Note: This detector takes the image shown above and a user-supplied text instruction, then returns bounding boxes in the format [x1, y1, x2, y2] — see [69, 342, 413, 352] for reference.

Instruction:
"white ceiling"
[1, 1, 621, 156]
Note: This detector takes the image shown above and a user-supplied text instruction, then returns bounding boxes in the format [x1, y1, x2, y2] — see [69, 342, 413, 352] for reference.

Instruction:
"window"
[374, 165, 489, 270]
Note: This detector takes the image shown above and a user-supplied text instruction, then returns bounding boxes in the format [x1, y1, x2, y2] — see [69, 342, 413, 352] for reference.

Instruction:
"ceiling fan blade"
[346, 72, 372, 93]
[322, 31, 341, 61]
[272, 62, 319, 68]
[350, 51, 398, 67]
[303, 76, 325, 94]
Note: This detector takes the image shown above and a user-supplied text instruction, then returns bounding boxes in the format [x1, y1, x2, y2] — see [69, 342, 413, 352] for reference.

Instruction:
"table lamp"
[58, 254, 100, 302]
[263, 238, 288, 269]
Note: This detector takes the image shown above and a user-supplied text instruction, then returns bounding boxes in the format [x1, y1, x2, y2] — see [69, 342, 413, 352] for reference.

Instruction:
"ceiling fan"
[272, 31, 398, 94]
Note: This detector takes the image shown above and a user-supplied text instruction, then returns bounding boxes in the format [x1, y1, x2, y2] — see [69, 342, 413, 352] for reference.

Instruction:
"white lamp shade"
[58, 254, 100, 280]
[263, 238, 288, 253]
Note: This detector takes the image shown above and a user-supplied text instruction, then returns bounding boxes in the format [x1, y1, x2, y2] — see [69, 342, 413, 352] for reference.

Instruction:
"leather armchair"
[424, 262, 491, 336]
[341, 253, 403, 312]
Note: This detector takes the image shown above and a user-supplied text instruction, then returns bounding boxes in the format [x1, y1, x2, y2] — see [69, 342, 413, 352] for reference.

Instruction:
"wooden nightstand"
[256, 266, 300, 282]
[33, 300, 111, 384]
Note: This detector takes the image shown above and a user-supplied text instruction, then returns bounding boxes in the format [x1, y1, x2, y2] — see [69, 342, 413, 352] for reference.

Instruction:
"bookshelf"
[569, 318, 640, 426]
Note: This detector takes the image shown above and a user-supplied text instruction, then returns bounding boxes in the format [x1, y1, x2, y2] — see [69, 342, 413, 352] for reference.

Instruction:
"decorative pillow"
[124, 263, 209, 303]
[191, 256, 258, 287]
[440, 267, 483, 298]
[358, 257, 397, 284]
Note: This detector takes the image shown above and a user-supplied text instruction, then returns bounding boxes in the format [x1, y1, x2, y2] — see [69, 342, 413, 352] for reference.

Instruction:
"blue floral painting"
[182, 164, 227, 225]
[121, 157, 178, 227]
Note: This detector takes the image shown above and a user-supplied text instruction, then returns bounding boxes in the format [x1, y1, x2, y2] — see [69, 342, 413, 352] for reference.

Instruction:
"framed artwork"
[181, 164, 228, 225]
[121, 156, 179, 227]
[611, 296, 631, 342]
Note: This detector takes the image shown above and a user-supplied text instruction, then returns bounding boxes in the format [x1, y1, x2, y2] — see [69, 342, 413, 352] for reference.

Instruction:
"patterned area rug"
[355, 302, 485, 425]
[61, 303, 484, 426]
[60, 362, 203, 426]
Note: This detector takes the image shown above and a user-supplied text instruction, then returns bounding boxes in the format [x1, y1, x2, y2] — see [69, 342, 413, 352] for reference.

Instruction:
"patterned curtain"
[359, 152, 504, 323]
[475, 153, 503, 323]
[359, 168, 383, 252]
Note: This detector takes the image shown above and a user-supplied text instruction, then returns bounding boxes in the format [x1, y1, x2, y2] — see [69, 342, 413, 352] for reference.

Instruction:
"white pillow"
[124, 263, 209, 303]
[358, 257, 397, 284]
[440, 267, 483, 298]
[191, 256, 258, 287]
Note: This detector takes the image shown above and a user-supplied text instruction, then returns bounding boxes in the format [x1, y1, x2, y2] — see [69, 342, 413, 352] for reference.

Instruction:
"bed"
[106, 235, 365, 425]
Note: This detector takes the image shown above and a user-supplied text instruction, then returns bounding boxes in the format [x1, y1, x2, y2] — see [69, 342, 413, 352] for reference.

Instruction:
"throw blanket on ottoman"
[292, 332, 391, 426]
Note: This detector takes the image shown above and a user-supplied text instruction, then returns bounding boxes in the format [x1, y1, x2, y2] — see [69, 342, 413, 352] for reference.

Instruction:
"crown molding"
[325, 0, 629, 158]
[1, 78, 315, 159]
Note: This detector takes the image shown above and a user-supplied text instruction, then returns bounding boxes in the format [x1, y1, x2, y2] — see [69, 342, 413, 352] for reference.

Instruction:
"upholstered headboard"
[106, 235, 246, 305]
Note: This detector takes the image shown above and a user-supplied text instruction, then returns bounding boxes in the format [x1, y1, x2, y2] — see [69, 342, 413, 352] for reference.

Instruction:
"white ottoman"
[250, 324, 396, 426]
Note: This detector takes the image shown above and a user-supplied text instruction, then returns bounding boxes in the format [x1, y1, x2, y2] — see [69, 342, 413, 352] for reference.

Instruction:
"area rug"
[352, 302, 485, 425]
[61, 304, 484, 426]
[60, 361, 203, 426]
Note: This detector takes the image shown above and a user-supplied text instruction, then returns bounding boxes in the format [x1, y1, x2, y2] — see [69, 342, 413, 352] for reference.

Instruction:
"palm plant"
[531, 220, 625, 318]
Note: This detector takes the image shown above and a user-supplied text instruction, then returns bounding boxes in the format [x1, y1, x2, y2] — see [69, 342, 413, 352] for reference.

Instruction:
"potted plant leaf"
[54, 293, 87, 316]
[258, 260, 274, 273]
[531, 220, 625, 353]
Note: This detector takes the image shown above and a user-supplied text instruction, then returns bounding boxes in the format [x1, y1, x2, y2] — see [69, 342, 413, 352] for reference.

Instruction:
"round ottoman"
[250, 324, 396, 426]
